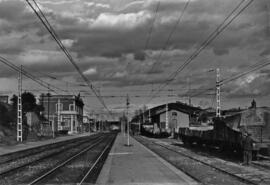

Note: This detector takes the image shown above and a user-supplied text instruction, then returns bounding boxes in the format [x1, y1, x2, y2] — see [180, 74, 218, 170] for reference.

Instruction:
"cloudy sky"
[0, 0, 269, 117]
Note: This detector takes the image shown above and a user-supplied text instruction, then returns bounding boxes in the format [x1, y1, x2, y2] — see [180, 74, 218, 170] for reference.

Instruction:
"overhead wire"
[26, 0, 112, 116]
[144, 1, 160, 52]
[124, 1, 161, 71]
[0, 55, 65, 94]
[22, 66, 87, 87]
[147, 0, 254, 104]
[149, 0, 191, 73]
[187, 57, 270, 99]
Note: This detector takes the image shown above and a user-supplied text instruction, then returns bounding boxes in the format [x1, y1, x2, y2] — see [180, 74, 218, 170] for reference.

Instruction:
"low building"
[132, 102, 201, 134]
[39, 94, 84, 134]
[26, 111, 52, 137]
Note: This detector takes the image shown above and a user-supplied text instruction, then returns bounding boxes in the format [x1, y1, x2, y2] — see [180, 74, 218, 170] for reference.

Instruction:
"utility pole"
[47, 86, 52, 137]
[56, 99, 61, 138]
[126, 94, 130, 146]
[94, 114, 97, 132]
[139, 110, 142, 135]
[89, 112, 92, 134]
[216, 68, 221, 117]
[122, 111, 126, 136]
[165, 103, 169, 130]
[148, 108, 151, 123]
[188, 77, 191, 105]
[17, 65, 23, 142]
[101, 115, 103, 132]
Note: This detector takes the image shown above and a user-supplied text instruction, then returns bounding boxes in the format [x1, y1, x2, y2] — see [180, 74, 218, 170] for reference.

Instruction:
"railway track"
[29, 133, 116, 185]
[0, 134, 103, 176]
[135, 136, 266, 185]
[0, 134, 98, 164]
[251, 161, 270, 171]
[0, 133, 116, 185]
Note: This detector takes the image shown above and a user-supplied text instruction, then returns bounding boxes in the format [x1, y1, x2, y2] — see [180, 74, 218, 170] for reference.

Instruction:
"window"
[69, 104, 74, 111]
[172, 112, 177, 116]
[56, 103, 63, 111]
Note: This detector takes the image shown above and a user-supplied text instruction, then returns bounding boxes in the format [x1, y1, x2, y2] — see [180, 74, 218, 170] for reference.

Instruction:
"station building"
[132, 102, 201, 134]
[39, 94, 84, 134]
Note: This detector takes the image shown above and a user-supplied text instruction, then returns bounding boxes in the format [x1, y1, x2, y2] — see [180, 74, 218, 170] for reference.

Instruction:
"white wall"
[160, 110, 189, 131]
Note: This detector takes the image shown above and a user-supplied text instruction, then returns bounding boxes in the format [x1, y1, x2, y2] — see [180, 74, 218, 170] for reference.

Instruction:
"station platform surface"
[96, 133, 198, 185]
[0, 132, 94, 156]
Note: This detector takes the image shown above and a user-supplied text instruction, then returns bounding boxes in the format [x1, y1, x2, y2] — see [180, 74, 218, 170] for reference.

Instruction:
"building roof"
[131, 101, 202, 122]
[149, 101, 202, 116]
[40, 94, 84, 107]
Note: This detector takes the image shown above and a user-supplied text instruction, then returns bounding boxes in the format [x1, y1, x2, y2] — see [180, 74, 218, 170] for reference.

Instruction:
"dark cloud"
[260, 48, 270, 56]
[0, 0, 269, 96]
[133, 51, 146, 61]
[0, 47, 24, 55]
[225, 74, 270, 98]
[213, 47, 229, 56]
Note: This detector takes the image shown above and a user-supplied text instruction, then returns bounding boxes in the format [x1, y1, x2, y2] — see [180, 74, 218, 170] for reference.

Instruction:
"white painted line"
[109, 152, 133, 155]
[133, 137, 199, 185]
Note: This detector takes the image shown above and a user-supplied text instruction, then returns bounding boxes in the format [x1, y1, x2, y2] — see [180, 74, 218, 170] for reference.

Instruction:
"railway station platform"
[0, 132, 94, 156]
[96, 133, 198, 185]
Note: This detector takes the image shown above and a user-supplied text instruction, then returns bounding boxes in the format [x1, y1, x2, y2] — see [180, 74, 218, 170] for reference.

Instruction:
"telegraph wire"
[220, 61, 270, 86]
[150, 0, 251, 100]
[26, 0, 112, 116]
[187, 58, 270, 98]
[0, 56, 64, 94]
[149, 0, 191, 73]
[147, 0, 254, 104]
[124, 1, 161, 71]
[144, 1, 160, 51]
[22, 66, 86, 86]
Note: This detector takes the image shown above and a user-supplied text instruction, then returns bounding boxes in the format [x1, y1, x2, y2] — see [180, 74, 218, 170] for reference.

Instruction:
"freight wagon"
[179, 107, 270, 157]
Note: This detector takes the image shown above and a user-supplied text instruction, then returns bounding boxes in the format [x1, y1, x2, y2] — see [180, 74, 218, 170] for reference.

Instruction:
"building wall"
[159, 110, 189, 131]
[39, 95, 84, 134]
[26, 112, 40, 129]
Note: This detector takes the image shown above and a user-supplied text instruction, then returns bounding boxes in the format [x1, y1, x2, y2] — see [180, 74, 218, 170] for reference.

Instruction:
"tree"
[10, 94, 18, 111]
[22, 92, 37, 113]
[0, 103, 11, 127]
[34, 104, 44, 115]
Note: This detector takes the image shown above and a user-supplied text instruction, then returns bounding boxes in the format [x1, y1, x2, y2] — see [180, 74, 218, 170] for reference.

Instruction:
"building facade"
[39, 94, 84, 134]
[132, 102, 201, 134]
[159, 109, 190, 132]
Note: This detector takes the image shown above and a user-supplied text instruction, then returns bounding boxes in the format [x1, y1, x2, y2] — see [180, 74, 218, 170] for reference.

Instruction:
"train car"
[179, 107, 270, 157]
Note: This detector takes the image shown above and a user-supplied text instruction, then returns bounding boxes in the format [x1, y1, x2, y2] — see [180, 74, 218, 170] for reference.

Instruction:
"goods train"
[178, 107, 270, 157]
[137, 105, 270, 156]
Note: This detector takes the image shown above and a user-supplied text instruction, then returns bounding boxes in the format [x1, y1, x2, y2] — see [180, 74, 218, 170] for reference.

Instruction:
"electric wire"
[149, 0, 191, 73]
[147, 0, 254, 104]
[26, 0, 112, 116]
[188, 58, 270, 98]
[0, 56, 63, 94]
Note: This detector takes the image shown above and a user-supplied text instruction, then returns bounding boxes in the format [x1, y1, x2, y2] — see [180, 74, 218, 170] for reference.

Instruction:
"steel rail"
[0, 135, 103, 177]
[138, 136, 257, 185]
[28, 136, 108, 185]
[0, 135, 99, 165]
[78, 135, 115, 184]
